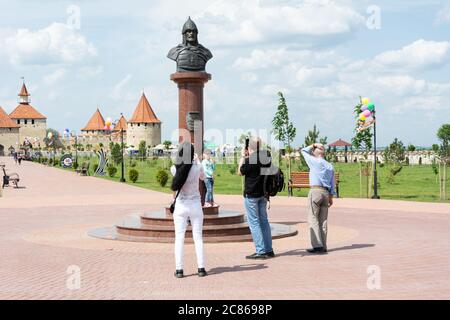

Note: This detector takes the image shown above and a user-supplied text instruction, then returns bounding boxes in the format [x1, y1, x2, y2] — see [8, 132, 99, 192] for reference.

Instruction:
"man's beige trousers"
[307, 189, 329, 250]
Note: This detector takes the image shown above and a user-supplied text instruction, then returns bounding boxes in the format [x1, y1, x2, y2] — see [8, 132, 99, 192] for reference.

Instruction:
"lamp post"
[70, 130, 78, 166]
[120, 113, 126, 183]
[372, 110, 380, 199]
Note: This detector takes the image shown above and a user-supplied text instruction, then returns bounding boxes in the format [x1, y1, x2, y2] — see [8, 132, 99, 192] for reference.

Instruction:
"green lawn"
[55, 156, 449, 203]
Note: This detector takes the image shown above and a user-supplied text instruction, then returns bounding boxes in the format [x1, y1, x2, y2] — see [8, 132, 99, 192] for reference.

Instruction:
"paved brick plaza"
[0, 156, 449, 299]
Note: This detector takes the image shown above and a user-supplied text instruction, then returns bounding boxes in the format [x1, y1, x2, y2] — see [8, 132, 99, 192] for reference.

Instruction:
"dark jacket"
[240, 150, 271, 198]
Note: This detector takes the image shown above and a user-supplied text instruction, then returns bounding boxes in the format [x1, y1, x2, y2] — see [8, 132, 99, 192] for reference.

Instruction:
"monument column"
[170, 72, 211, 156]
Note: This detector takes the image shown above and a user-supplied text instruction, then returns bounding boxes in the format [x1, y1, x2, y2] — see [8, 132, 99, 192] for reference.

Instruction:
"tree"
[272, 92, 297, 178]
[304, 124, 319, 146]
[383, 138, 406, 164]
[432, 144, 440, 153]
[351, 101, 373, 156]
[437, 124, 450, 161]
[111, 143, 122, 165]
[383, 138, 406, 184]
[138, 140, 147, 160]
[407, 144, 416, 152]
[303, 124, 327, 147]
[436, 124, 450, 200]
[163, 140, 172, 150]
[319, 136, 328, 146]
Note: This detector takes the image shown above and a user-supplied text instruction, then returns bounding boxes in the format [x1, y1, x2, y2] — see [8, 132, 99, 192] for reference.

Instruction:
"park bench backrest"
[289, 172, 340, 187]
[290, 172, 310, 187]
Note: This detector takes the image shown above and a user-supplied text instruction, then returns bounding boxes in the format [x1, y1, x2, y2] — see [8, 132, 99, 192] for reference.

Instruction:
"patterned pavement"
[0, 156, 449, 299]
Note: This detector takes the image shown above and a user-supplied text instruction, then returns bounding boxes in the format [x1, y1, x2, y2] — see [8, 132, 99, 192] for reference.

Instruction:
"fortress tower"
[9, 82, 47, 146]
[126, 93, 161, 149]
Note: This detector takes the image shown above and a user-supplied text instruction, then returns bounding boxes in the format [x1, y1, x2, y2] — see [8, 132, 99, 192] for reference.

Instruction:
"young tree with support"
[272, 92, 296, 180]
[437, 124, 450, 200]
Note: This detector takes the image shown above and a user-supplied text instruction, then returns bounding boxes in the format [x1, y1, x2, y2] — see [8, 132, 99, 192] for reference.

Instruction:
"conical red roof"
[113, 115, 127, 131]
[9, 104, 46, 119]
[81, 108, 106, 131]
[18, 83, 30, 97]
[0, 107, 20, 128]
[9, 82, 46, 119]
[128, 93, 160, 123]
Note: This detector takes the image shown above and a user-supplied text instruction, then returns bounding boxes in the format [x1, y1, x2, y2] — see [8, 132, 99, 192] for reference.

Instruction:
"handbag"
[169, 188, 181, 214]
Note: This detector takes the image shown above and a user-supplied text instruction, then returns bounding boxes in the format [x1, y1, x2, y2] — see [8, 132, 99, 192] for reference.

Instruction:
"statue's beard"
[183, 34, 198, 46]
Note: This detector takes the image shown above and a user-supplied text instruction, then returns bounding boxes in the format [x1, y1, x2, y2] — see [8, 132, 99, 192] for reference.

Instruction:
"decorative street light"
[372, 109, 380, 199]
[120, 113, 126, 183]
[358, 96, 380, 199]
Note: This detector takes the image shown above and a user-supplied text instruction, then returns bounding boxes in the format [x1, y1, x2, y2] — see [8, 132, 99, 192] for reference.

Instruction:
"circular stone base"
[89, 222, 297, 243]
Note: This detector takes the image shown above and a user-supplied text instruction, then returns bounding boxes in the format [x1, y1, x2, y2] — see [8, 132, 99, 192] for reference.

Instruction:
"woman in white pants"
[170, 142, 206, 278]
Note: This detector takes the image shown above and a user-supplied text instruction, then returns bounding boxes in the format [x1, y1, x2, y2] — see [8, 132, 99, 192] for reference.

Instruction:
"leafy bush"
[107, 166, 117, 177]
[73, 162, 79, 170]
[156, 169, 169, 187]
[129, 169, 139, 183]
[93, 163, 99, 173]
[49, 158, 53, 165]
[130, 161, 137, 168]
[229, 164, 238, 175]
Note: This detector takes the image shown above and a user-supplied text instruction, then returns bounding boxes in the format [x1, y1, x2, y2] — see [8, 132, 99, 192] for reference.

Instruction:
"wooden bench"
[1, 165, 20, 189]
[288, 171, 340, 198]
[76, 162, 90, 176]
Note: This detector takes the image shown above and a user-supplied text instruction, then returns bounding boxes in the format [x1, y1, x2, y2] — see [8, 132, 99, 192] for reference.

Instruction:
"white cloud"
[372, 75, 427, 96]
[373, 39, 450, 69]
[1, 23, 97, 66]
[43, 68, 66, 86]
[195, 0, 365, 46]
[240, 72, 259, 83]
[233, 48, 338, 71]
[77, 66, 103, 78]
[260, 84, 290, 96]
[435, 3, 450, 25]
[110, 74, 134, 101]
[294, 66, 336, 86]
[392, 96, 448, 114]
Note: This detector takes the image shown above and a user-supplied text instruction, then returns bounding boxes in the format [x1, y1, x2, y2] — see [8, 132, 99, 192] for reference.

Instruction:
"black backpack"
[264, 166, 285, 198]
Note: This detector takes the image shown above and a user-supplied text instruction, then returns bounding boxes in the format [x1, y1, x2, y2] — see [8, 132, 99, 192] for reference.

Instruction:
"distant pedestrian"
[202, 149, 216, 207]
[301, 143, 336, 254]
[13, 152, 18, 164]
[17, 155, 22, 165]
[238, 137, 274, 260]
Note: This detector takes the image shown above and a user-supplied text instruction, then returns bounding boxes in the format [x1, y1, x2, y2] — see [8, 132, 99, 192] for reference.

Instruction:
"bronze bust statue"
[167, 17, 213, 72]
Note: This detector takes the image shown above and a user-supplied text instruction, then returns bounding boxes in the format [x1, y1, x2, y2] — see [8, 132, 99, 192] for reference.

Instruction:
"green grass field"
[58, 156, 449, 203]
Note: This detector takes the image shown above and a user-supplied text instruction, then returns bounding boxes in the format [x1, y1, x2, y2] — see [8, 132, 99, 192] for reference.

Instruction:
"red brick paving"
[0, 156, 449, 299]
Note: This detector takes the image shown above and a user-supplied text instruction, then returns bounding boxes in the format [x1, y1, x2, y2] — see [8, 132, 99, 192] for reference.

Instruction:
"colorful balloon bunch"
[104, 117, 112, 131]
[359, 97, 375, 122]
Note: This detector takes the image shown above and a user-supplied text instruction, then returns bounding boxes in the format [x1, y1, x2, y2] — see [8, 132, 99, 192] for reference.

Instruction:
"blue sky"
[0, 0, 449, 148]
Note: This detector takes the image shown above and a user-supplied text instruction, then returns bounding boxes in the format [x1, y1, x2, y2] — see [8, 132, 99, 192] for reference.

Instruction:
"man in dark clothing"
[238, 137, 274, 259]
